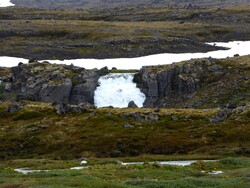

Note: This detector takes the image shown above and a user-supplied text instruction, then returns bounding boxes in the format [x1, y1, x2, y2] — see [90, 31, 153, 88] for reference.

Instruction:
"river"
[0, 41, 250, 69]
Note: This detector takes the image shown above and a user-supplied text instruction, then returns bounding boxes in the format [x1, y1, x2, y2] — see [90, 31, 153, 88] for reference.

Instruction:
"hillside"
[0, 55, 249, 159]
[0, 5, 250, 59]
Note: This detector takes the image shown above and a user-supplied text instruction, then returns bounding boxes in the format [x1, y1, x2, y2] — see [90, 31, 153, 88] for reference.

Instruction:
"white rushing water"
[0, 0, 14, 7]
[94, 73, 146, 108]
[0, 41, 250, 69]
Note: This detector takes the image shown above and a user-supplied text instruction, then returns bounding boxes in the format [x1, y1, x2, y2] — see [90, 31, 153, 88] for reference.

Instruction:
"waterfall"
[94, 73, 146, 108]
[0, 0, 15, 7]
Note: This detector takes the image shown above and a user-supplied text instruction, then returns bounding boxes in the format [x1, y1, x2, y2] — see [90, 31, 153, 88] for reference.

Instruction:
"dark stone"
[209, 108, 232, 123]
[28, 58, 38, 63]
[226, 102, 237, 109]
[6, 103, 21, 113]
[111, 150, 122, 157]
[102, 106, 114, 108]
[128, 101, 138, 108]
[16, 93, 36, 101]
[53, 103, 68, 115]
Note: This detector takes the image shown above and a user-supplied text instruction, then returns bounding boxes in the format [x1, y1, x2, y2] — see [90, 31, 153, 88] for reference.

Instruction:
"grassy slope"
[0, 101, 249, 160]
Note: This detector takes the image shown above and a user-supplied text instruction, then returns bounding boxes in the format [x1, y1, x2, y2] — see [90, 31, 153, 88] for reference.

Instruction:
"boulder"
[53, 103, 68, 115]
[128, 101, 138, 108]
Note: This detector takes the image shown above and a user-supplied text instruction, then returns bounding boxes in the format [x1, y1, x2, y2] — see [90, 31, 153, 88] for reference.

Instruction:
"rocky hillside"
[11, 0, 250, 9]
[134, 55, 250, 108]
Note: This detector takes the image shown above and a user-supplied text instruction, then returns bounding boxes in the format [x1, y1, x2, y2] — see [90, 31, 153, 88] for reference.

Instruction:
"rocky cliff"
[134, 56, 250, 108]
[0, 61, 108, 105]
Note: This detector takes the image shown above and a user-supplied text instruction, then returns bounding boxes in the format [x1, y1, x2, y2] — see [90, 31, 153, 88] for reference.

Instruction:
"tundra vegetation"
[0, 5, 250, 59]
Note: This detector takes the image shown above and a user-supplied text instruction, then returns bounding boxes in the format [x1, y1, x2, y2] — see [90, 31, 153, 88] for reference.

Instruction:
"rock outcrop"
[134, 57, 250, 108]
[2, 61, 107, 105]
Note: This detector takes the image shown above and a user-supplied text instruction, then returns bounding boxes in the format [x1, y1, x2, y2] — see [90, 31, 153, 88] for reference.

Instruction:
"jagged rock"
[128, 101, 138, 108]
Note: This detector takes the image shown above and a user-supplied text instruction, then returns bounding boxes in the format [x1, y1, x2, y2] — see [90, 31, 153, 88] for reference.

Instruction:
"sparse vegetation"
[0, 5, 250, 59]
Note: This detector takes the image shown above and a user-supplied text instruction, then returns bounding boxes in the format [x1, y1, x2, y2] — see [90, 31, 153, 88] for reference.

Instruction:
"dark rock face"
[4, 62, 106, 106]
[134, 58, 225, 108]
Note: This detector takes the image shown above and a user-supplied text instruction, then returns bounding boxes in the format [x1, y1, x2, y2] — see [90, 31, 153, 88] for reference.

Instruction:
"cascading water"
[94, 73, 146, 108]
[0, 0, 15, 7]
